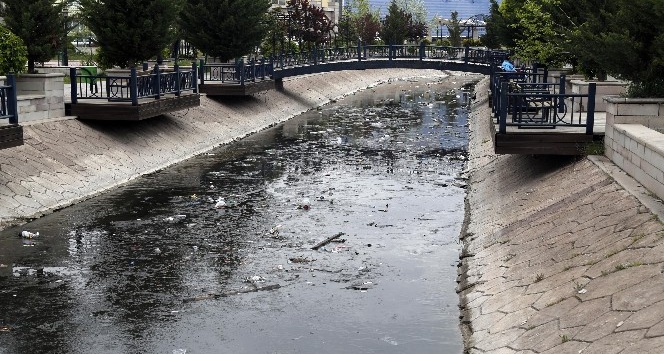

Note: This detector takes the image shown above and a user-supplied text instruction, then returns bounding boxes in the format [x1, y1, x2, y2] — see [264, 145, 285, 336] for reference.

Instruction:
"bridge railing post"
[419, 42, 425, 60]
[389, 44, 393, 61]
[69, 67, 78, 105]
[153, 64, 161, 99]
[130, 67, 138, 106]
[240, 59, 245, 86]
[199, 59, 205, 85]
[464, 46, 470, 64]
[143, 62, 149, 71]
[175, 64, 181, 96]
[558, 74, 566, 113]
[7, 74, 18, 124]
[499, 82, 508, 134]
[192, 61, 198, 94]
[251, 58, 256, 82]
[314, 45, 318, 65]
[357, 40, 362, 61]
[586, 83, 596, 135]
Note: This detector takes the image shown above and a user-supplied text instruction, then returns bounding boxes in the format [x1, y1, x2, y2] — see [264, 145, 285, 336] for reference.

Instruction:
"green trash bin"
[79, 66, 97, 84]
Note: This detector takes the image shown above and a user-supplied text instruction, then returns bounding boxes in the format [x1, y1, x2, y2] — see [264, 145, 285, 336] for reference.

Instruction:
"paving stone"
[646, 319, 664, 338]
[612, 273, 664, 311]
[583, 264, 661, 300]
[592, 328, 647, 348]
[618, 300, 664, 332]
[559, 296, 611, 329]
[579, 342, 624, 354]
[481, 286, 526, 314]
[573, 310, 632, 342]
[539, 340, 588, 354]
[474, 311, 508, 332]
[529, 297, 581, 327]
[473, 328, 526, 352]
[490, 308, 538, 333]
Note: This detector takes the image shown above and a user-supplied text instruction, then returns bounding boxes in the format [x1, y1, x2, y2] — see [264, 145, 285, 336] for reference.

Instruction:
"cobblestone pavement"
[0, 69, 456, 229]
[460, 78, 664, 353]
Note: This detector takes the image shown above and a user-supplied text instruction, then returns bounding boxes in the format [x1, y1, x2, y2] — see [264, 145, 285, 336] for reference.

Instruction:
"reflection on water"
[0, 75, 479, 354]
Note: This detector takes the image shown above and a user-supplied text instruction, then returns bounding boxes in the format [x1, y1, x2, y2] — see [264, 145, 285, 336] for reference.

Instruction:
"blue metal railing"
[0, 75, 18, 125]
[70, 64, 199, 106]
[198, 59, 273, 86]
[196, 44, 508, 87]
[492, 72, 596, 134]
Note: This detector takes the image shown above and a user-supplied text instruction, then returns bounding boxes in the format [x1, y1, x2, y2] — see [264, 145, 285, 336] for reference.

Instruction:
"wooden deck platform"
[492, 112, 606, 155]
[0, 124, 23, 150]
[198, 80, 275, 96]
[66, 93, 200, 121]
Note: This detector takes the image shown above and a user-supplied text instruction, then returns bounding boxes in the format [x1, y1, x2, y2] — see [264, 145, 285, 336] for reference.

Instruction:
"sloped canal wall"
[0, 69, 454, 230]
[460, 78, 664, 353]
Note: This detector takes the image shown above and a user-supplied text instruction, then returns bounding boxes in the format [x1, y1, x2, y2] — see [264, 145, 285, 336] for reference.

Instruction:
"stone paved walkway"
[460, 78, 664, 353]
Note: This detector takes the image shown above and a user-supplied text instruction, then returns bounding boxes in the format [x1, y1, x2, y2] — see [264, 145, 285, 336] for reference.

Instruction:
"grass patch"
[535, 273, 544, 282]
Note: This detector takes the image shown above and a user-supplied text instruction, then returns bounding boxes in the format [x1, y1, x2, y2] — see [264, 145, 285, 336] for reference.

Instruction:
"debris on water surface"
[346, 281, 376, 291]
[245, 275, 265, 283]
[311, 232, 345, 250]
[289, 256, 314, 264]
[172, 349, 187, 354]
[297, 198, 311, 210]
[20, 231, 39, 239]
[214, 197, 227, 209]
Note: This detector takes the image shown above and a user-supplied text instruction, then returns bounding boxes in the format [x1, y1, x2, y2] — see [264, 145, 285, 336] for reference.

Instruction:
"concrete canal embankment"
[0, 68, 455, 229]
[460, 78, 664, 353]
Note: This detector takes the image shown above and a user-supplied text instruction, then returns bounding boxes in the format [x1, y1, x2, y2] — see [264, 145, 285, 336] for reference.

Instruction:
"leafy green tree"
[381, 0, 410, 45]
[513, 0, 568, 67]
[180, 0, 270, 61]
[569, 0, 664, 96]
[481, 0, 504, 49]
[446, 11, 463, 47]
[496, 0, 528, 48]
[79, 0, 183, 68]
[0, 0, 67, 73]
[0, 26, 28, 75]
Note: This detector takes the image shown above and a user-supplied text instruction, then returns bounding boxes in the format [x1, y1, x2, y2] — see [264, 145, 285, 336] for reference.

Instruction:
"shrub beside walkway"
[460, 78, 664, 353]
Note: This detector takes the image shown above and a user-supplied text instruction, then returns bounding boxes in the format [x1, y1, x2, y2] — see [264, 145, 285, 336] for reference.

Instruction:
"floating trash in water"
[172, 349, 187, 354]
[298, 198, 311, 210]
[154, 247, 162, 255]
[214, 197, 227, 209]
[20, 231, 39, 239]
[245, 275, 265, 283]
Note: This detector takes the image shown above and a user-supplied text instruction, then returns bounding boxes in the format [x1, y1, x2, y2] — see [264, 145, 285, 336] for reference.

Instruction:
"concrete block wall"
[15, 73, 66, 123]
[605, 97, 664, 201]
[567, 79, 627, 112]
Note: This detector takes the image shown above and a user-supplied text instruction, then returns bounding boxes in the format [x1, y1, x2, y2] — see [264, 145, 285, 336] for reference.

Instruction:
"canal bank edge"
[459, 78, 664, 353]
[0, 69, 455, 230]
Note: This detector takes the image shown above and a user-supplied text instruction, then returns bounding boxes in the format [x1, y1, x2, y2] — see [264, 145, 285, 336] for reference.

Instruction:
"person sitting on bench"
[501, 56, 516, 72]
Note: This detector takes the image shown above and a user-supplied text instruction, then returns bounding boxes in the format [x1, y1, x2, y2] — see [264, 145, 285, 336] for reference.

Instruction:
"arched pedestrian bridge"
[198, 44, 499, 95]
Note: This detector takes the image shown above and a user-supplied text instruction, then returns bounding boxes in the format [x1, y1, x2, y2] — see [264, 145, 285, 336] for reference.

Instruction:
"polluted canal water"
[0, 74, 481, 354]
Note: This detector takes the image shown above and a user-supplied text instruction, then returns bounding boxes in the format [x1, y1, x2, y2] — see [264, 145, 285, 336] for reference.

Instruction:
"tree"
[340, 0, 381, 45]
[180, 0, 270, 61]
[569, 0, 664, 97]
[287, 0, 334, 50]
[446, 11, 463, 47]
[481, 0, 504, 49]
[381, 0, 410, 45]
[0, 26, 28, 75]
[0, 0, 67, 73]
[79, 0, 182, 69]
[513, 0, 569, 67]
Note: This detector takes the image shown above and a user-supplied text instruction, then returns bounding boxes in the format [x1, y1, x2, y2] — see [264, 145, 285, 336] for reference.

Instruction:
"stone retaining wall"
[0, 69, 448, 229]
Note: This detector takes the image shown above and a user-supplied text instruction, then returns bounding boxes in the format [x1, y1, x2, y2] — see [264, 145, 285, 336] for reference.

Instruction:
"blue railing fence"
[0, 75, 19, 125]
[198, 58, 273, 86]
[490, 69, 596, 134]
[70, 63, 199, 106]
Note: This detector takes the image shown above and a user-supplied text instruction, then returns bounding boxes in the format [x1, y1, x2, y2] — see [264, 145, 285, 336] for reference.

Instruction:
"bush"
[0, 26, 27, 75]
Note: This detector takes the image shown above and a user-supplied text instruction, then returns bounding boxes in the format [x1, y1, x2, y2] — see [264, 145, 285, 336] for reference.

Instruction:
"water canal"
[0, 73, 481, 354]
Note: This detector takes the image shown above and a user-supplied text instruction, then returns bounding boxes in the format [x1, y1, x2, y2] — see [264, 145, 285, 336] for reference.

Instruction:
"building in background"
[368, 0, 493, 39]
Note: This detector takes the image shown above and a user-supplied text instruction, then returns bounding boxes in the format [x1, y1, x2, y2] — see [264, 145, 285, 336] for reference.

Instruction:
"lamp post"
[62, 8, 69, 66]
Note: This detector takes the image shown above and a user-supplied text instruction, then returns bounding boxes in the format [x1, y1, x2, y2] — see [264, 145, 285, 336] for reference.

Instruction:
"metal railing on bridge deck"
[195, 44, 508, 85]
[272, 42, 501, 70]
[70, 64, 199, 106]
[490, 70, 597, 134]
[0, 75, 18, 125]
[198, 59, 273, 86]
